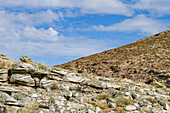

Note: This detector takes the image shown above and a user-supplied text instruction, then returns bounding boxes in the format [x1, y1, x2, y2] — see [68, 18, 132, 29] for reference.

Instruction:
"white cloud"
[0, 9, 115, 60]
[92, 14, 168, 34]
[0, 10, 64, 42]
[22, 27, 62, 41]
[0, 0, 133, 16]
[1, 0, 170, 17]
[0, 10, 63, 27]
[0, 32, 114, 58]
[132, 0, 170, 16]
[79, 0, 133, 16]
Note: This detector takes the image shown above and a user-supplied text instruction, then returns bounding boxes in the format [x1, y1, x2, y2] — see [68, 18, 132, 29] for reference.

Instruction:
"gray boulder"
[40, 77, 55, 89]
[10, 74, 35, 86]
[64, 73, 85, 83]
[0, 91, 19, 106]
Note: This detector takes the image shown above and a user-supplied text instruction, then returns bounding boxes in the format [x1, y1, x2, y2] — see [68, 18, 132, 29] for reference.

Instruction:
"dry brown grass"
[96, 93, 109, 100]
[52, 81, 60, 91]
[56, 29, 170, 83]
[17, 103, 39, 113]
[0, 60, 13, 69]
[20, 56, 32, 63]
[113, 96, 136, 107]
[86, 101, 109, 109]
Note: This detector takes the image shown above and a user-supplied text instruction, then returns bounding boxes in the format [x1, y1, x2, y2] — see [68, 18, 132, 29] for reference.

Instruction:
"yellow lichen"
[92, 82, 98, 84]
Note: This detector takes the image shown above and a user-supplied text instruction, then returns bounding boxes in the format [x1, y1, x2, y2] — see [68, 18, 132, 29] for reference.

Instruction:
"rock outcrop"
[0, 56, 169, 113]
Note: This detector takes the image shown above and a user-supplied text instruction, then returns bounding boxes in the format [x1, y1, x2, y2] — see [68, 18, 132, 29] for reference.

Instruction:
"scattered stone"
[0, 86, 19, 93]
[0, 60, 169, 113]
[124, 105, 136, 111]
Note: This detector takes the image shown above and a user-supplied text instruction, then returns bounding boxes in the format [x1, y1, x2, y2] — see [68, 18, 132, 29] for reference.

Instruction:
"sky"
[0, 0, 170, 66]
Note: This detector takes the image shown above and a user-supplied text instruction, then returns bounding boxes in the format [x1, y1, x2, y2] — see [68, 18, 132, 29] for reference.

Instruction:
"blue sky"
[0, 0, 169, 66]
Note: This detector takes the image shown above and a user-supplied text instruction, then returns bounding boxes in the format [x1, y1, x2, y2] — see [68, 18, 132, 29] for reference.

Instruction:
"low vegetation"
[96, 92, 109, 101]
[56, 30, 170, 84]
[0, 59, 13, 69]
[113, 96, 136, 107]
[86, 101, 109, 109]
[20, 56, 32, 63]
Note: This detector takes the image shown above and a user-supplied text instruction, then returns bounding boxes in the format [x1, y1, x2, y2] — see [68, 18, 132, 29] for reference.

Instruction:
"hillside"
[55, 30, 170, 85]
[0, 56, 170, 112]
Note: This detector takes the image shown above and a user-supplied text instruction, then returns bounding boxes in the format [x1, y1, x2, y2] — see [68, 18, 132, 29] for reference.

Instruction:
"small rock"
[31, 94, 38, 98]
[96, 107, 101, 113]
[88, 109, 95, 113]
[108, 102, 117, 108]
[124, 105, 136, 111]
[0, 86, 19, 93]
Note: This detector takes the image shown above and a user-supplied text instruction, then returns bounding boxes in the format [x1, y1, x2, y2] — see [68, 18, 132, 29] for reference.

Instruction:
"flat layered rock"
[40, 77, 55, 89]
[51, 69, 68, 76]
[47, 74, 63, 81]
[0, 69, 8, 82]
[0, 91, 19, 106]
[31, 69, 50, 76]
[102, 82, 121, 89]
[64, 73, 85, 83]
[11, 63, 35, 74]
[10, 74, 35, 86]
[0, 86, 19, 92]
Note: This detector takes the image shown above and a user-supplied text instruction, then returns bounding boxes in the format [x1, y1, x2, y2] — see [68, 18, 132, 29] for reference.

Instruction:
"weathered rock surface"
[0, 69, 8, 82]
[0, 60, 169, 113]
[10, 74, 35, 86]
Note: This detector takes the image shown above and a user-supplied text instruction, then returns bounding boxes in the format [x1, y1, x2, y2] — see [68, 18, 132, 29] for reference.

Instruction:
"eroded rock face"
[0, 69, 8, 82]
[63, 73, 85, 83]
[0, 86, 19, 93]
[10, 74, 35, 86]
[0, 62, 169, 113]
[11, 63, 34, 74]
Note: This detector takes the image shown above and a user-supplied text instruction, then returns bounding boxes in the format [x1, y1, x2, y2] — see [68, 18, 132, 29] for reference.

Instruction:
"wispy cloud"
[0, 10, 64, 27]
[92, 14, 168, 34]
[0, 0, 133, 16]
[132, 0, 170, 16]
[0, 35, 115, 58]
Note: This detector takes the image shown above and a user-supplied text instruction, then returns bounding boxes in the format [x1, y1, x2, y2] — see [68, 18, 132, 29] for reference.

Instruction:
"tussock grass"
[113, 96, 136, 107]
[0, 59, 12, 69]
[96, 93, 109, 100]
[52, 81, 60, 91]
[17, 103, 39, 113]
[32, 62, 48, 69]
[20, 56, 32, 63]
[86, 101, 109, 109]
[145, 97, 157, 104]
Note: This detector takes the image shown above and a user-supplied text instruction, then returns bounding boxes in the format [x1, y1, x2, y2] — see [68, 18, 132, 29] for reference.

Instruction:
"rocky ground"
[56, 30, 170, 86]
[0, 56, 169, 113]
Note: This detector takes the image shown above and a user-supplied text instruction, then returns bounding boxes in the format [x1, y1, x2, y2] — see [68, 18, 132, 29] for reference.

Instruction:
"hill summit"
[55, 30, 170, 86]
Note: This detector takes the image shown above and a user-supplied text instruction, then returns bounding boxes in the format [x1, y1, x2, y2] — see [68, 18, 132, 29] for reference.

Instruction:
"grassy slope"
[55, 30, 170, 82]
